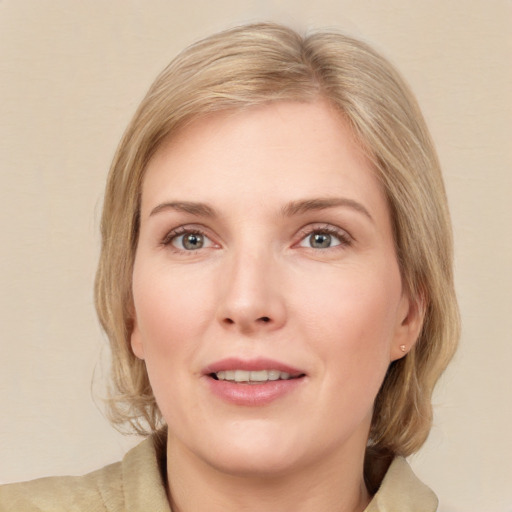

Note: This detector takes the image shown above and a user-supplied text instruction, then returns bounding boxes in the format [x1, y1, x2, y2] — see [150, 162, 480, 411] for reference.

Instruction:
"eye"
[301, 232, 340, 249]
[175, 232, 206, 250]
[163, 228, 216, 251]
[297, 227, 351, 250]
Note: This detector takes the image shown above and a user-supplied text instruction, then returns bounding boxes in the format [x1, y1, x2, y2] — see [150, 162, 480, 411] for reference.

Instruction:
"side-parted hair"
[95, 22, 459, 465]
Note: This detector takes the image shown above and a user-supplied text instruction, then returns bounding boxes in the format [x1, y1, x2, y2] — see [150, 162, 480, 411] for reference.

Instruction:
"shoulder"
[365, 457, 438, 512]
[0, 460, 122, 512]
[0, 434, 170, 512]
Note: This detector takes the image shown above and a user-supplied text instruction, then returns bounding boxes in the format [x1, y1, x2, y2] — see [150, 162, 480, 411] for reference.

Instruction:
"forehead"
[141, 100, 386, 219]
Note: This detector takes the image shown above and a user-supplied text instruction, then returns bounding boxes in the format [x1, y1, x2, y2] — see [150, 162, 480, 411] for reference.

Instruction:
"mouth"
[203, 358, 306, 405]
[204, 357, 305, 381]
[209, 369, 304, 384]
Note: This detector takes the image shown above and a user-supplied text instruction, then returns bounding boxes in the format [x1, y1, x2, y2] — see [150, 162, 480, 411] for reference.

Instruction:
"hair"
[95, 22, 459, 470]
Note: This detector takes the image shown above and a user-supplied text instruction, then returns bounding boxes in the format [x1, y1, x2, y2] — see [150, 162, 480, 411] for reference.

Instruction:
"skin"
[131, 100, 423, 512]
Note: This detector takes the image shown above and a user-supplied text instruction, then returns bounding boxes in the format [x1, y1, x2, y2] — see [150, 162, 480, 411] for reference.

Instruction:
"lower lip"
[205, 377, 304, 406]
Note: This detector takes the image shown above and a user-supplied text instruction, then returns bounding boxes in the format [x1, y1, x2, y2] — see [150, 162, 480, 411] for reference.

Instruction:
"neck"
[166, 434, 371, 512]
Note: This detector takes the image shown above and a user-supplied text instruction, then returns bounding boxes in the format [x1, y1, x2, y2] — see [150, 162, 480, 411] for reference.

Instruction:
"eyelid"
[160, 224, 220, 250]
[294, 223, 353, 248]
[159, 222, 353, 252]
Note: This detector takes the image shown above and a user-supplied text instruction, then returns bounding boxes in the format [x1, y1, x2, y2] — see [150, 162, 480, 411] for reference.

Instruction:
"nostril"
[221, 316, 271, 326]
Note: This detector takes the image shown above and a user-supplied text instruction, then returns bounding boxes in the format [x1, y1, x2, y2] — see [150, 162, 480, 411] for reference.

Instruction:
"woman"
[0, 22, 459, 511]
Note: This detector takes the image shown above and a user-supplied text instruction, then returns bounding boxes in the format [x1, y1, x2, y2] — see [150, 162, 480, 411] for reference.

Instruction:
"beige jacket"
[0, 436, 438, 511]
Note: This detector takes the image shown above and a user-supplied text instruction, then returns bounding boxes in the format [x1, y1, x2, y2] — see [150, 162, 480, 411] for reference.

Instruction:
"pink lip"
[203, 357, 304, 376]
[202, 358, 306, 407]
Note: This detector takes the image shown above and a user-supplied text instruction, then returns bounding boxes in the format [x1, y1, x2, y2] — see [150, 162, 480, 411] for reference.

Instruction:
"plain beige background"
[1, 1, 511, 511]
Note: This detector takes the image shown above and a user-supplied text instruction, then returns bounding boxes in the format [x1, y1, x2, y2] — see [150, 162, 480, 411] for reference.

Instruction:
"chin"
[195, 423, 307, 478]
[205, 447, 298, 479]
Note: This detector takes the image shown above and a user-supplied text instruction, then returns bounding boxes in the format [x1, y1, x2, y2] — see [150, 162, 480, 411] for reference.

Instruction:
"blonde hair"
[95, 23, 459, 463]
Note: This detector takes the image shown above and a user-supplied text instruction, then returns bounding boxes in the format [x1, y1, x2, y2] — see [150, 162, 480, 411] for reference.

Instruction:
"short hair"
[95, 22, 459, 463]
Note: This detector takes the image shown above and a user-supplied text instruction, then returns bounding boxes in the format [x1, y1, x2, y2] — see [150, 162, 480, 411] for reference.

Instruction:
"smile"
[203, 358, 306, 405]
[212, 369, 298, 383]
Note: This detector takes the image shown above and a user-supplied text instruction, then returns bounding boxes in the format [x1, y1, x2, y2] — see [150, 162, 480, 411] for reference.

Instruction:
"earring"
[400, 344, 407, 353]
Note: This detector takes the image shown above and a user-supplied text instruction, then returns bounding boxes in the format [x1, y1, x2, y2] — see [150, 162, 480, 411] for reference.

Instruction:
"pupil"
[311, 233, 331, 248]
[183, 233, 203, 250]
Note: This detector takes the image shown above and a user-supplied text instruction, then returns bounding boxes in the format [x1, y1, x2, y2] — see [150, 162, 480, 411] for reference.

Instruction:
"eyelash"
[160, 226, 212, 249]
[160, 224, 353, 252]
[296, 224, 353, 249]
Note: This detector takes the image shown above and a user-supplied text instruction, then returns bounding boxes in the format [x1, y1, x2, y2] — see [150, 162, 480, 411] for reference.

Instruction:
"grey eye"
[309, 233, 332, 249]
[298, 230, 343, 249]
[173, 233, 205, 250]
[184, 233, 203, 250]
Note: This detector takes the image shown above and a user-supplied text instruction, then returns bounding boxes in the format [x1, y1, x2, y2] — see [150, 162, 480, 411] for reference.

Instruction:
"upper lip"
[203, 357, 305, 377]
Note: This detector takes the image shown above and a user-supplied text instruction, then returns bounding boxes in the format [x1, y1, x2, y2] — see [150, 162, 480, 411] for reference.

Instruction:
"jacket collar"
[121, 435, 437, 512]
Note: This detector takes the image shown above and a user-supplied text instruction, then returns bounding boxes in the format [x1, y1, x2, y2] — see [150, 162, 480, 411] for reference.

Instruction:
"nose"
[216, 249, 287, 334]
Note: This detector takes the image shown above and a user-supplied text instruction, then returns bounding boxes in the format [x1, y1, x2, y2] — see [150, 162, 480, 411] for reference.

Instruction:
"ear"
[389, 291, 425, 362]
[130, 315, 145, 360]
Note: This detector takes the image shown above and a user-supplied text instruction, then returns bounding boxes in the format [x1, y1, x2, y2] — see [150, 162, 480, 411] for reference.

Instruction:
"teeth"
[234, 370, 250, 382]
[214, 370, 295, 383]
[268, 370, 280, 381]
[247, 370, 267, 382]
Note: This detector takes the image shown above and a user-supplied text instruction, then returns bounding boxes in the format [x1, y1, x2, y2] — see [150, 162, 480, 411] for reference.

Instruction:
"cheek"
[297, 263, 402, 385]
[133, 261, 213, 343]
[131, 263, 214, 422]
[131, 262, 217, 391]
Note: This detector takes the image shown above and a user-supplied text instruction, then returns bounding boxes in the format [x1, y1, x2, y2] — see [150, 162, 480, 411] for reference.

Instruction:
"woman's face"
[131, 100, 421, 476]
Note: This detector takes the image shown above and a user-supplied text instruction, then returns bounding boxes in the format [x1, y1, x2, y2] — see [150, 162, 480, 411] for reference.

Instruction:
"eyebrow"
[281, 197, 373, 222]
[149, 197, 373, 222]
[150, 201, 217, 218]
